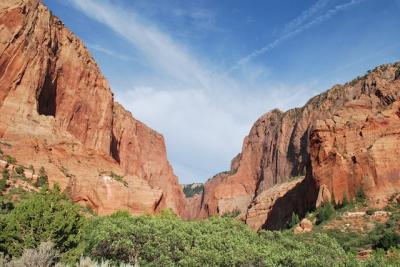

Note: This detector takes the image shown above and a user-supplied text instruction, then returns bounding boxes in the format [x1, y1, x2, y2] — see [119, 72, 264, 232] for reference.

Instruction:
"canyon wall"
[0, 0, 185, 215]
[197, 63, 400, 229]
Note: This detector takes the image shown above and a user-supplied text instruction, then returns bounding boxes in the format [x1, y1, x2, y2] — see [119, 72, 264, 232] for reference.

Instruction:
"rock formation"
[196, 63, 400, 229]
[0, 0, 185, 215]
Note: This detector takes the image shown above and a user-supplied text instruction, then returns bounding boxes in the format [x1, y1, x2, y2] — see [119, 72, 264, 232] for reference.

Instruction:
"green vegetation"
[287, 212, 300, 229]
[222, 209, 241, 218]
[14, 165, 24, 176]
[316, 202, 335, 224]
[4, 155, 16, 165]
[110, 171, 128, 187]
[0, 187, 398, 266]
[183, 183, 204, 197]
[0, 186, 85, 264]
[35, 167, 49, 187]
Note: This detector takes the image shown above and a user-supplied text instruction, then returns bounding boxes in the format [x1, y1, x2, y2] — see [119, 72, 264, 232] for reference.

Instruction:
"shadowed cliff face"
[196, 63, 400, 229]
[0, 0, 185, 216]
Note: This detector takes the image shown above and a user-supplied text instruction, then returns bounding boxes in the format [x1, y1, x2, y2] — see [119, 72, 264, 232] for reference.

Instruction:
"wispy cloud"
[66, 0, 325, 183]
[282, 0, 331, 34]
[68, 0, 215, 90]
[227, 0, 367, 74]
[86, 43, 137, 62]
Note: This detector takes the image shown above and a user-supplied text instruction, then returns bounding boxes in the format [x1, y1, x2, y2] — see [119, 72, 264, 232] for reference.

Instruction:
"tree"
[316, 202, 335, 224]
[287, 212, 300, 229]
[35, 167, 48, 187]
[0, 187, 86, 263]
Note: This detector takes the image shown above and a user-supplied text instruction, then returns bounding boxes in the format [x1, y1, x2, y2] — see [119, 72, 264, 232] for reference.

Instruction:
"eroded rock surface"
[197, 63, 400, 229]
[0, 0, 185, 215]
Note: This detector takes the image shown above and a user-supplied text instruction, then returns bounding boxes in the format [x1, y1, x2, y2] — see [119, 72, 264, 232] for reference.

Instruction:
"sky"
[44, 0, 400, 184]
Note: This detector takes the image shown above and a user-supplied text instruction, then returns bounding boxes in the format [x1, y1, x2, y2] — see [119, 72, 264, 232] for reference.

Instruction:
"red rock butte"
[0, 0, 185, 216]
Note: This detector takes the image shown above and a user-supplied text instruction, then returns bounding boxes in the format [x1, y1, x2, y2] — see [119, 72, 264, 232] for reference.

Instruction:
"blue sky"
[44, 0, 400, 184]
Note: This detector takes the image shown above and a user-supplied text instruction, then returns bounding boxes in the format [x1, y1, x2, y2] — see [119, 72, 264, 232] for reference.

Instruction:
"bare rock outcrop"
[197, 63, 400, 229]
[0, 0, 185, 215]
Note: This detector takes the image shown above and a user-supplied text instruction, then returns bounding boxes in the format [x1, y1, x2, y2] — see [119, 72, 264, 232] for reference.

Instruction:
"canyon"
[1, 0, 400, 232]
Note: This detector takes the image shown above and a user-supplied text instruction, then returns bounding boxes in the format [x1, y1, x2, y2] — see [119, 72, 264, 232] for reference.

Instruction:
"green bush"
[14, 166, 24, 176]
[287, 212, 300, 229]
[35, 167, 48, 187]
[356, 188, 366, 203]
[374, 230, 400, 250]
[4, 155, 16, 165]
[183, 183, 204, 198]
[0, 186, 86, 264]
[222, 209, 241, 218]
[316, 202, 335, 224]
[82, 210, 355, 267]
[2, 169, 9, 180]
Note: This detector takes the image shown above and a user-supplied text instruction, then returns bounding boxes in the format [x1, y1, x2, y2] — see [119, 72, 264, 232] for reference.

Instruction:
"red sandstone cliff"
[198, 63, 400, 229]
[0, 0, 185, 215]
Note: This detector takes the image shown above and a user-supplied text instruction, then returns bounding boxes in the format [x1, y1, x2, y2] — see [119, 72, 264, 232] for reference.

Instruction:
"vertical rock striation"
[0, 0, 185, 215]
[197, 63, 400, 229]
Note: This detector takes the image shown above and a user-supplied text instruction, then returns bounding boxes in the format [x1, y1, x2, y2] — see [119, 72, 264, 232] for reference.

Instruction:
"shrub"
[316, 202, 335, 224]
[183, 183, 204, 198]
[375, 230, 400, 250]
[0, 187, 86, 264]
[82, 210, 355, 267]
[222, 209, 241, 218]
[356, 187, 366, 203]
[0, 178, 7, 193]
[9, 241, 59, 267]
[4, 156, 16, 165]
[14, 166, 24, 176]
[2, 169, 9, 180]
[287, 212, 300, 229]
[109, 172, 127, 187]
[35, 167, 49, 187]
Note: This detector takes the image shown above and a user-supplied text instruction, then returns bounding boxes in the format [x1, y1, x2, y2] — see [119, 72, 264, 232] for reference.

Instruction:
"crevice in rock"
[37, 70, 57, 116]
[110, 133, 120, 163]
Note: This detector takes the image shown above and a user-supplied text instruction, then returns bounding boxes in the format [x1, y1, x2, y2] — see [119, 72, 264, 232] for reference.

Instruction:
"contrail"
[282, 0, 331, 34]
[227, 0, 368, 75]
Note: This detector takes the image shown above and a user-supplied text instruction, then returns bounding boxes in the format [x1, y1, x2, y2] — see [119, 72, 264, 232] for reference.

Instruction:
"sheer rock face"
[198, 63, 400, 229]
[0, 0, 184, 215]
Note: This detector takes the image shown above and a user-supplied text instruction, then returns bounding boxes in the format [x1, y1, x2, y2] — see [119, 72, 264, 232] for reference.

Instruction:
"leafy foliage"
[14, 166, 24, 176]
[0, 186, 85, 263]
[287, 212, 300, 229]
[110, 171, 128, 187]
[82, 210, 357, 266]
[35, 167, 49, 187]
[183, 183, 204, 198]
[4, 155, 16, 165]
[316, 202, 335, 224]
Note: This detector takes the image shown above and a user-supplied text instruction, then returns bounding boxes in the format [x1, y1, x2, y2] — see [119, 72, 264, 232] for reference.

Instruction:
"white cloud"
[66, 0, 327, 183]
[69, 0, 214, 90]
[116, 83, 317, 184]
